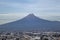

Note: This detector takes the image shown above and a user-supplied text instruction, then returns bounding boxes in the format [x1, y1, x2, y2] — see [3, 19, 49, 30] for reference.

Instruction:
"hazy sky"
[0, 0, 60, 24]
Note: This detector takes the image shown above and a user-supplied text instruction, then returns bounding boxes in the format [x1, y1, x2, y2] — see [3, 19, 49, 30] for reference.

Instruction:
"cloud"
[0, 0, 60, 13]
[0, 13, 29, 25]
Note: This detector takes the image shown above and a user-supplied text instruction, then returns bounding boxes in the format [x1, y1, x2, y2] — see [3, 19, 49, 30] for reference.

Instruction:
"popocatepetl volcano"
[0, 14, 60, 32]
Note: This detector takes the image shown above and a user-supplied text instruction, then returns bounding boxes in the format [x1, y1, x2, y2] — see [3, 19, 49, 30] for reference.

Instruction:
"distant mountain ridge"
[0, 14, 60, 32]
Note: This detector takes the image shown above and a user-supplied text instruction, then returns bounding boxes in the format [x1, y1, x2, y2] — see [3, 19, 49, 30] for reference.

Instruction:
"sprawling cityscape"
[0, 32, 60, 40]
